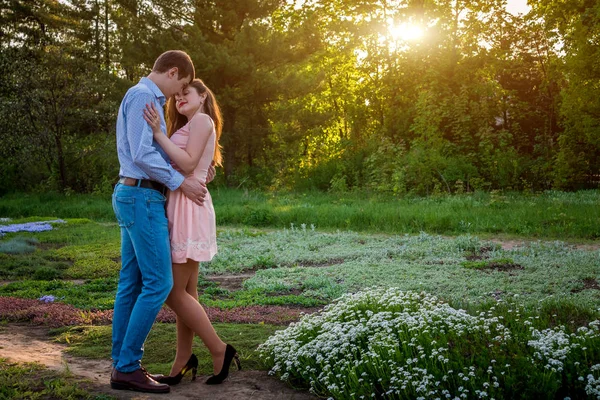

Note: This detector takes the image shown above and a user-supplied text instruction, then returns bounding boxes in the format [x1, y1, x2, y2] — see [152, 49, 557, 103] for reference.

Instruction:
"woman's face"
[175, 86, 206, 119]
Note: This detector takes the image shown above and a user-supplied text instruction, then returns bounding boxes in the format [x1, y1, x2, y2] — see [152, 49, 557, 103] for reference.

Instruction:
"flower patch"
[259, 287, 600, 399]
[0, 220, 66, 237]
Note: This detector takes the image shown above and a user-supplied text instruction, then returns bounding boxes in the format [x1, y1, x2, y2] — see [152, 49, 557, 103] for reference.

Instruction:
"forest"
[0, 0, 599, 195]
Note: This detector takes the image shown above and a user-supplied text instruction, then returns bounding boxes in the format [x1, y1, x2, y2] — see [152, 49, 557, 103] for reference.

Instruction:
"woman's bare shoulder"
[189, 113, 213, 135]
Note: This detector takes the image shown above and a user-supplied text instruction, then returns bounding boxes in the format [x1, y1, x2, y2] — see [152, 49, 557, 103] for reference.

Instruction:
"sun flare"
[389, 22, 424, 42]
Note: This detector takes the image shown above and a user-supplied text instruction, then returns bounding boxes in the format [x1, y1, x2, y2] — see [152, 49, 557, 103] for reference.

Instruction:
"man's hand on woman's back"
[206, 161, 216, 184]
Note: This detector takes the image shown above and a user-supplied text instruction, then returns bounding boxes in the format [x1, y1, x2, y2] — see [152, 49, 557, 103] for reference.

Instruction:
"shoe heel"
[234, 354, 242, 371]
[110, 381, 130, 391]
[192, 367, 197, 381]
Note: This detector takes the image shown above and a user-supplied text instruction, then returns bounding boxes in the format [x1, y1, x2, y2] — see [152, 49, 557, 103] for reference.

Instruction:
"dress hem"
[171, 251, 216, 264]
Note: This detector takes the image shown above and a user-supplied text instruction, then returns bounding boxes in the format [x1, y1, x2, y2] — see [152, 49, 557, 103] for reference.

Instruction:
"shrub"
[33, 266, 62, 280]
[243, 207, 276, 227]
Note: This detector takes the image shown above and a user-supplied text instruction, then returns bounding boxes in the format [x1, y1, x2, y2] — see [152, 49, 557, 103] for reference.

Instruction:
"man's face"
[175, 75, 191, 95]
[165, 68, 191, 97]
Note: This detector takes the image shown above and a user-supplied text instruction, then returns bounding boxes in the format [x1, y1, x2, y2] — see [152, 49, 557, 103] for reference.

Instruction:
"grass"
[461, 257, 519, 270]
[0, 279, 118, 310]
[1, 188, 599, 239]
[0, 194, 598, 397]
[0, 237, 38, 255]
[198, 288, 327, 308]
[206, 228, 600, 309]
[53, 322, 280, 376]
[0, 220, 598, 311]
[0, 218, 120, 281]
[0, 193, 115, 222]
[0, 358, 114, 399]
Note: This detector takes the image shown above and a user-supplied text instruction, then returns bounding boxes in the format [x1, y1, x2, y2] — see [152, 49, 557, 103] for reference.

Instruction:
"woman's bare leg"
[166, 262, 195, 375]
[170, 316, 194, 375]
[169, 262, 202, 375]
[166, 260, 227, 375]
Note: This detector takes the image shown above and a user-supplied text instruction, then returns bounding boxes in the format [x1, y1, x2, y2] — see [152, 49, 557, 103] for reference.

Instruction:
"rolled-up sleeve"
[125, 93, 184, 191]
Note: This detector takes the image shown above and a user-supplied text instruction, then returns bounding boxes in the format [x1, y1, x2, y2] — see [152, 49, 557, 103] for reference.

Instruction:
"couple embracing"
[110, 50, 238, 394]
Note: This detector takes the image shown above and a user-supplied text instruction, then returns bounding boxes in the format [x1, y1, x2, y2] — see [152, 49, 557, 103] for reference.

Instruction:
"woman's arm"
[144, 103, 213, 176]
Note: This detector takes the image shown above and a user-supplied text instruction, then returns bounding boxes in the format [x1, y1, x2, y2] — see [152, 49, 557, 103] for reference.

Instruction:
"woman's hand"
[143, 103, 163, 139]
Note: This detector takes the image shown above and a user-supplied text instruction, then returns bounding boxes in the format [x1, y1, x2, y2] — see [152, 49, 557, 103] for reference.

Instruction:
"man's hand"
[206, 161, 216, 184]
[180, 176, 207, 206]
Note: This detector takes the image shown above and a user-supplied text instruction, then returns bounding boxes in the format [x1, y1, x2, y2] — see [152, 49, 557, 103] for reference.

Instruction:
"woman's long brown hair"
[166, 79, 223, 166]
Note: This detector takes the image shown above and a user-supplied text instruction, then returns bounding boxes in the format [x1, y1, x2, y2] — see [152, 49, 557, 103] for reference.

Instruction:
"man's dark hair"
[152, 50, 195, 81]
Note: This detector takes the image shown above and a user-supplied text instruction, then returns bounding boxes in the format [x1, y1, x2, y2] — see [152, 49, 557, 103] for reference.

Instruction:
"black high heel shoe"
[153, 354, 198, 386]
[205, 344, 241, 385]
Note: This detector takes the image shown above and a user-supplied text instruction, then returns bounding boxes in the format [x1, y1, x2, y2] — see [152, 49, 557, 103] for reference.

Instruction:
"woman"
[143, 79, 239, 385]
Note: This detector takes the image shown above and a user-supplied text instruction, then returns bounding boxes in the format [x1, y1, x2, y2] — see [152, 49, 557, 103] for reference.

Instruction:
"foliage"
[531, 0, 600, 190]
[0, 1, 599, 193]
[259, 288, 600, 399]
[0, 46, 121, 194]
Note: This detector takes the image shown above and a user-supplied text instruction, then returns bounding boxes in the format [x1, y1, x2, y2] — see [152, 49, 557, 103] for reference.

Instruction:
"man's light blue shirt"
[116, 77, 184, 191]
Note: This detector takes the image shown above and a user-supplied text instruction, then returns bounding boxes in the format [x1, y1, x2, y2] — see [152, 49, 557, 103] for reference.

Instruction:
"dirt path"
[0, 324, 313, 400]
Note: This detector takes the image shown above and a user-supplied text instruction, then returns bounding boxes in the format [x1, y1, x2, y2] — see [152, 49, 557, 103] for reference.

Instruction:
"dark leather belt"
[118, 177, 167, 196]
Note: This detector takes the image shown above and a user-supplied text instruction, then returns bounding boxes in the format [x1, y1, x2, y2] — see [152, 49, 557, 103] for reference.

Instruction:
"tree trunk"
[104, 0, 110, 68]
[54, 132, 67, 191]
[95, 0, 100, 62]
[223, 107, 236, 185]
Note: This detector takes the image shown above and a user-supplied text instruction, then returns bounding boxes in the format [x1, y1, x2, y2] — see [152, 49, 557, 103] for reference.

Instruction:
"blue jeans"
[111, 183, 173, 373]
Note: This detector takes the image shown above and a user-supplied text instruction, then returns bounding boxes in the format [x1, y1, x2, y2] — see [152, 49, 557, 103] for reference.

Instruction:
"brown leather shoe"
[110, 367, 170, 393]
[147, 372, 167, 383]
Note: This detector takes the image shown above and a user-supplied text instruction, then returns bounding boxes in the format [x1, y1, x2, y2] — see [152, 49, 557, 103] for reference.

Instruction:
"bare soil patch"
[465, 246, 494, 261]
[482, 261, 524, 272]
[205, 273, 255, 292]
[287, 258, 346, 268]
[462, 258, 524, 273]
[36, 242, 67, 250]
[0, 323, 313, 400]
[582, 278, 600, 290]
[571, 278, 600, 293]
[266, 288, 304, 297]
[489, 239, 600, 251]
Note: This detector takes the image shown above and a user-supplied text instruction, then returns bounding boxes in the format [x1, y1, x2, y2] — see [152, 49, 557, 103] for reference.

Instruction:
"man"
[110, 50, 214, 393]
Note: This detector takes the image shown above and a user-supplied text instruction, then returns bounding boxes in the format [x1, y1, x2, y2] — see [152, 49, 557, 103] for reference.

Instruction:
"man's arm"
[125, 91, 207, 205]
[125, 92, 183, 190]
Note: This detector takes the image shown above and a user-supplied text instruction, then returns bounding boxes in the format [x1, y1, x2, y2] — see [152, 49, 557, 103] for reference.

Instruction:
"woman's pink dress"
[166, 115, 217, 263]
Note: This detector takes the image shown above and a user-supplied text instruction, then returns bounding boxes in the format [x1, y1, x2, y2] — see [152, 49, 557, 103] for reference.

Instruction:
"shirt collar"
[140, 77, 166, 106]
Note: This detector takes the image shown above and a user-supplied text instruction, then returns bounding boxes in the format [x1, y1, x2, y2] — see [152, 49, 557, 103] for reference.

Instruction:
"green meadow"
[1, 189, 599, 238]
[0, 191, 598, 398]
